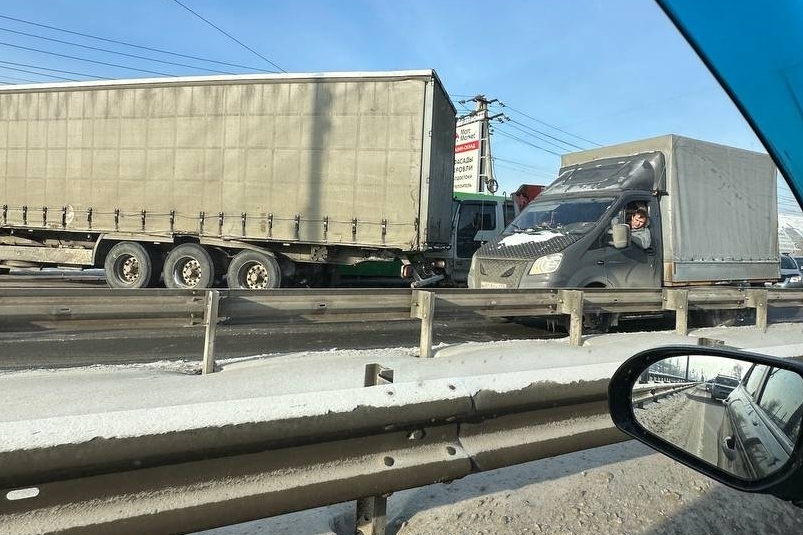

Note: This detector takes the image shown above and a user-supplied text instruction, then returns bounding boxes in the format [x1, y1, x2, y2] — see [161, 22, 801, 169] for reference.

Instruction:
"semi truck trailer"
[0, 70, 456, 288]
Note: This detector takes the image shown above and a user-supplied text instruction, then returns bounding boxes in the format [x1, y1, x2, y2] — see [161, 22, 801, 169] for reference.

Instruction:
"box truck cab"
[340, 190, 520, 286]
[468, 135, 779, 308]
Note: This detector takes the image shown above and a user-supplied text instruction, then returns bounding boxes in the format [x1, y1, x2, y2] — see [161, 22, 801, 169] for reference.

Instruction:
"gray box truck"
[0, 70, 456, 288]
[468, 135, 779, 325]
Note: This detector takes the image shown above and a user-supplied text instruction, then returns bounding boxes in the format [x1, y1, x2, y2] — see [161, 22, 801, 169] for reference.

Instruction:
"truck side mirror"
[611, 223, 630, 249]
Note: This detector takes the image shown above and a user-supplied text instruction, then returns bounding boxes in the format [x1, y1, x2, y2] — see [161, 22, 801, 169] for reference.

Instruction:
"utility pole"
[458, 95, 505, 193]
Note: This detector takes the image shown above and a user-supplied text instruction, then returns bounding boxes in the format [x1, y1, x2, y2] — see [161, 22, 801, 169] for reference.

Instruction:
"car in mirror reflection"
[711, 373, 740, 400]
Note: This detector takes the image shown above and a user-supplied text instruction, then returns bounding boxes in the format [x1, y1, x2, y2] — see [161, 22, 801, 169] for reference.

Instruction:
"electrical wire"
[0, 40, 173, 76]
[493, 162, 555, 180]
[170, 0, 285, 73]
[0, 25, 237, 75]
[502, 121, 577, 153]
[506, 118, 586, 151]
[491, 156, 555, 178]
[0, 64, 76, 82]
[499, 102, 601, 147]
[0, 75, 40, 84]
[0, 59, 106, 80]
[0, 14, 268, 72]
[493, 127, 563, 157]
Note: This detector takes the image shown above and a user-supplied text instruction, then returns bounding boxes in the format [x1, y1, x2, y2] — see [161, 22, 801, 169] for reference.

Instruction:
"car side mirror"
[611, 223, 630, 249]
[609, 345, 803, 504]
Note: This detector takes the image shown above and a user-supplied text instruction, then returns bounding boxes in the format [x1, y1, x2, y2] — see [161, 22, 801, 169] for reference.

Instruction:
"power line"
[0, 25, 236, 75]
[499, 102, 601, 147]
[170, 0, 286, 73]
[494, 163, 539, 176]
[506, 118, 586, 151]
[493, 127, 563, 157]
[0, 14, 269, 72]
[0, 63, 77, 82]
[493, 162, 555, 180]
[0, 40, 173, 76]
[492, 156, 550, 171]
[492, 156, 556, 176]
[0, 75, 40, 84]
[502, 121, 577, 153]
[0, 59, 107, 80]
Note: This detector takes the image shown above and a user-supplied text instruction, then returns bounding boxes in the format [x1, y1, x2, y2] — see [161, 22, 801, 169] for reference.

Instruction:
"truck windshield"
[506, 197, 616, 235]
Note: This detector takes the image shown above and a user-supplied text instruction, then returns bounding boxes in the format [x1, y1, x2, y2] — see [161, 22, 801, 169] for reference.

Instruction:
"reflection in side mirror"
[632, 354, 803, 481]
[611, 223, 630, 249]
[609, 346, 803, 500]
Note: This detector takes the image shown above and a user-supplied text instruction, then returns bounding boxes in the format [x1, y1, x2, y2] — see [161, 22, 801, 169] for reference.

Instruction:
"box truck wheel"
[582, 311, 613, 333]
[226, 250, 281, 289]
[104, 241, 158, 289]
[163, 243, 215, 289]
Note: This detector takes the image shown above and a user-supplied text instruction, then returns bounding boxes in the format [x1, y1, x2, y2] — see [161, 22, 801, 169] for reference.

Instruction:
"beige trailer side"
[0, 70, 454, 250]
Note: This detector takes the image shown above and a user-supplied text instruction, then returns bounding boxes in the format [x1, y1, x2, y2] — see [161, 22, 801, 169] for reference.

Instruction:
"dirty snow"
[2, 323, 803, 534]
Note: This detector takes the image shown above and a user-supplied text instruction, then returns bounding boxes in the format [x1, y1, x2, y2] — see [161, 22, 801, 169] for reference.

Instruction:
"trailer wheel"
[226, 250, 281, 289]
[104, 242, 158, 289]
[163, 243, 215, 289]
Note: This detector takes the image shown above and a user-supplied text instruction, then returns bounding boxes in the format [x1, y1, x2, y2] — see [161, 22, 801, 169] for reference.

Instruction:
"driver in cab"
[628, 208, 651, 249]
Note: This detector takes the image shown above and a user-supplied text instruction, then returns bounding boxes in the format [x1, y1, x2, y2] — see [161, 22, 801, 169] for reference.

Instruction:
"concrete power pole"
[465, 95, 503, 194]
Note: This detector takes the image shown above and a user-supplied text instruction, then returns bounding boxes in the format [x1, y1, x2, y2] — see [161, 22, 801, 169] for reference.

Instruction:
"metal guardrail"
[1, 285, 802, 534]
[0, 365, 625, 535]
[1, 286, 802, 371]
[631, 382, 697, 408]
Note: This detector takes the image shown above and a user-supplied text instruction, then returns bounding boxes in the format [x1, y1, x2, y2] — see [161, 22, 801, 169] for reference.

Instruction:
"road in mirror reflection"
[631, 355, 803, 481]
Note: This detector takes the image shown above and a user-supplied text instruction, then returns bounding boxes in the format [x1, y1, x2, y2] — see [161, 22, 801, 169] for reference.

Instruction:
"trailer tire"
[163, 243, 215, 289]
[104, 241, 158, 289]
[226, 250, 281, 289]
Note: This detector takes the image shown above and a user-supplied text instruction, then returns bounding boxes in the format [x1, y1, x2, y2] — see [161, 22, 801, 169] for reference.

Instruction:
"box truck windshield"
[506, 197, 616, 236]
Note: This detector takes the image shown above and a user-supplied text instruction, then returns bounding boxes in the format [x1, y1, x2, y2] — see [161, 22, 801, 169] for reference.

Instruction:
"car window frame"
[754, 367, 803, 448]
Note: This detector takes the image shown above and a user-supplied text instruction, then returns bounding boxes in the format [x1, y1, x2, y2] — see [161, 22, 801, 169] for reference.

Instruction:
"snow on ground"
[2, 323, 803, 534]
[191, 440, 803, 535]
[1, 324, 802, 447]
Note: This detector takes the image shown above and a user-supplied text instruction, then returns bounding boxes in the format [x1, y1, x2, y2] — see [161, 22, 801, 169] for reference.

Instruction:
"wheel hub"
[245, 263, 269, 289]
[121, 256, 139, 282]
[181, 259, 202, 285]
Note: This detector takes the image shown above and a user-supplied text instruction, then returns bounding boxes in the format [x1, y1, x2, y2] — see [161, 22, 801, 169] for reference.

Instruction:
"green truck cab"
[339, 189, 534, 287]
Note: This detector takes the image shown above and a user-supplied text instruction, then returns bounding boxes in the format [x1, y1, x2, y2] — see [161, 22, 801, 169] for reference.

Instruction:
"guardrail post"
[557, 290, 584, 346]
[202, 289, 220, 374]
[355, 363, 394, 535]
[411, 290, 435, 358]
[663, 289, 689, 336]
[746, 289, 769, 332]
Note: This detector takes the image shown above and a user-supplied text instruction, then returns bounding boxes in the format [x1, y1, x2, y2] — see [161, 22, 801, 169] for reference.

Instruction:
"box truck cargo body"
[468, 135, 779, 323]
[0, 70, 456, 288]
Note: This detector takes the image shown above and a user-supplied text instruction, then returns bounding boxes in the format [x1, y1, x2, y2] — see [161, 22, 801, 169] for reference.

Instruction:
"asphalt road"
[636, 384, 726, 465]
[2, 270, 801, 371]
[0, 315, 576, 370]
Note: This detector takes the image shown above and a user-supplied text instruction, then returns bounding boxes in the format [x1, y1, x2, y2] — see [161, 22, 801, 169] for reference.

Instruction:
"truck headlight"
[528, 253, 562, 275]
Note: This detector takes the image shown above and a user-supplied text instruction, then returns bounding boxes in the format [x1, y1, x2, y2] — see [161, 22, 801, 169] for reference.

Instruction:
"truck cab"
[445, 191, 517, 285]
[468, 152, 665, 290]
[337, 192, 517, 287]
[468, 136, 778, 294]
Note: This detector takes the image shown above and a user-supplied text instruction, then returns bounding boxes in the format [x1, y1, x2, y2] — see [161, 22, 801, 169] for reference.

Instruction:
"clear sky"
[0, 0, 800, 215]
